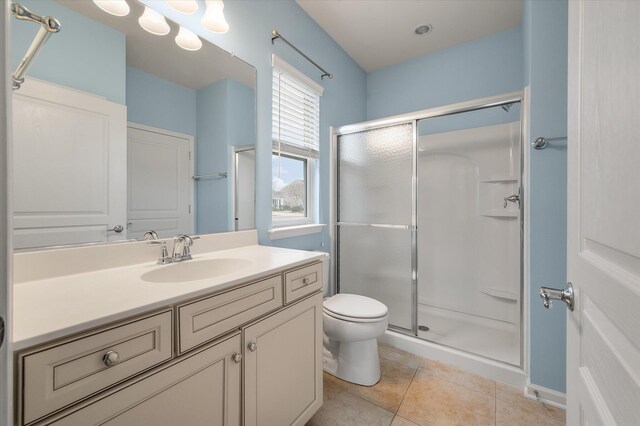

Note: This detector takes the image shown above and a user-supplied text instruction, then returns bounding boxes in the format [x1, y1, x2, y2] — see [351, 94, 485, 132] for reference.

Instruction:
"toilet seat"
[323, 294, 388, 323]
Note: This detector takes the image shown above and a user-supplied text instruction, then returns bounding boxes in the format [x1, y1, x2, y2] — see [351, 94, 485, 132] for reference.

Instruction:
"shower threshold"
[416, 303, 520, 366]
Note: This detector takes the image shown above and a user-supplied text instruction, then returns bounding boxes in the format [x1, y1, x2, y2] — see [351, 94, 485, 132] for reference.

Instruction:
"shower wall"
[417, 120, 521, 365]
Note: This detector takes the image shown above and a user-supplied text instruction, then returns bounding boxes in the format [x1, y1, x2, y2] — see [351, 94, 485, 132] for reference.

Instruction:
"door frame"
[231, 145, 256, 231]
[126, 122, 195, 235]
[1, 2, 14, 423]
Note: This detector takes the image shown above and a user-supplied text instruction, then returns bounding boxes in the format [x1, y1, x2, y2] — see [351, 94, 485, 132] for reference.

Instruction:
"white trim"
[231, 145, 255, 231]
[525, 383, 567, 410]
[126, 122, 195, 234]
[272, 54, 324, 96]
[380, 331, 528, 388]
[268, 224, 325, 240]
[272, 152, 317, 228]
[522, 86, 531, 378]
[1, 2, 13, 423]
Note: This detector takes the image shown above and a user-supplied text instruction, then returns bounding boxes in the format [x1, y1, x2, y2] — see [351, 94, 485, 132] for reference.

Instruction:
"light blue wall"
[140, 0, 368, 249]
[366, 26, 523, 120]
[126, 67, 197, 136]
[196, 79, 228, 233]
[524, 0, 568, 393]
[11, 0, 125, 104]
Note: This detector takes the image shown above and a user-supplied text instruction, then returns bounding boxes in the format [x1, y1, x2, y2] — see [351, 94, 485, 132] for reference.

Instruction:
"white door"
[127, 124, 193, 239]
[234, 148, 255, 230]
[567, 1, 640, 424]
[12, 79, 127, 249]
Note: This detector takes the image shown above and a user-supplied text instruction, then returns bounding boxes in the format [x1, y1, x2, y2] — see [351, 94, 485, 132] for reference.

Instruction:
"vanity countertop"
[13, 244, 325, 351]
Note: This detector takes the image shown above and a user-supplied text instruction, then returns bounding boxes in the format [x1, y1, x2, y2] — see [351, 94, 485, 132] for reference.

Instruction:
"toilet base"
[323, 337, 381, 386]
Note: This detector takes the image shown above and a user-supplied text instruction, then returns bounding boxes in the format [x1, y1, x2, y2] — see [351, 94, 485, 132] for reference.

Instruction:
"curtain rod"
[271, 30, 333, 80]
[11, 2, 61, 90]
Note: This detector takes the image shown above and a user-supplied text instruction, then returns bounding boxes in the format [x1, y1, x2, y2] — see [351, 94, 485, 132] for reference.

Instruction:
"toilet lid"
[323, 294, 388, 320]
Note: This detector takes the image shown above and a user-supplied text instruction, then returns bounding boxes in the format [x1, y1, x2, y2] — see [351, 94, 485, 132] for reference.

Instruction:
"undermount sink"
[141, 258, 252, 283]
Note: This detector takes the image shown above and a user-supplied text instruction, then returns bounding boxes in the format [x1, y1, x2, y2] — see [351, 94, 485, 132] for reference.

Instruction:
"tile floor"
[307, 343, 565, 426]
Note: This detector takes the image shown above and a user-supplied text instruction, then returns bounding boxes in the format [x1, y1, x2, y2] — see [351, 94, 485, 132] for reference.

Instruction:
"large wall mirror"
[11, 0, 256, 251]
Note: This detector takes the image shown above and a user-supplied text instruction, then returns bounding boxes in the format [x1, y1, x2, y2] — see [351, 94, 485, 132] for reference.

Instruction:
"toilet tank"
[313, 251, 330, 296]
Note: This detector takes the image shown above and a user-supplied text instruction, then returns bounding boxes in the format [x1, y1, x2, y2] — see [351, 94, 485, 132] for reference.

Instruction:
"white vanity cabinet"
[243, 293, 323, 426]
[16, 261, 323, 426]
[42, 333, 242, 426]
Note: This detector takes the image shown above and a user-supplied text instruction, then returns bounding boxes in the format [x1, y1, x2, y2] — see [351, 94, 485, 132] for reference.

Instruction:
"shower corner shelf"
[479, 210, 518, 218]
[480, 175, 518, 183]
[481, 288, 518, 302]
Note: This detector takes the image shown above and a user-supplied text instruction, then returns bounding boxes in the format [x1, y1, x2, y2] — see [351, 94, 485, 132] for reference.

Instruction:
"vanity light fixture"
[175, 26, 202, 51]
[201, 0, 229, 34]
[93, 0, 130, 17]
[138, 6, 170, 35]
[166, 0, 199, 15]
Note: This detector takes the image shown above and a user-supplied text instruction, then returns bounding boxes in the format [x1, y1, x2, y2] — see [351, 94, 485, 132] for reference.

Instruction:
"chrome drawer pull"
[302, 277, 310, 285]
[102, 350, 120, 367]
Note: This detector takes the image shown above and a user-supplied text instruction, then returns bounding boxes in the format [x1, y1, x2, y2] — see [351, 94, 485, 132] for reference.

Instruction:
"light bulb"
[93, 0, 130, 17]
[138, 6, 170, 36]
[166, 0, 198, 15]
[175, 26, 202, 51]
[202, 0, 229, 34]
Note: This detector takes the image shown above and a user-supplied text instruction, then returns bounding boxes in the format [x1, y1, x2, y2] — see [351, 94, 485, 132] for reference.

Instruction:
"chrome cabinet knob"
[232, 353, 242, 363]
[302, 277, 310, 285]
[102, 350, 120, 367]
[248, 341, 257, 352]
[540, 282, 574, 311]
[107, 225, 124, 233]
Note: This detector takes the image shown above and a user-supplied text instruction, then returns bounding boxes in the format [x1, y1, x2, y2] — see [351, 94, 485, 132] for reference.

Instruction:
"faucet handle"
[148, 240, 173, 264]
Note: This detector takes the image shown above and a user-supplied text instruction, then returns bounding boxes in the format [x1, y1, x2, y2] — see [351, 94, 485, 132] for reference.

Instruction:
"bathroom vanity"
[12, 231, 324, 426]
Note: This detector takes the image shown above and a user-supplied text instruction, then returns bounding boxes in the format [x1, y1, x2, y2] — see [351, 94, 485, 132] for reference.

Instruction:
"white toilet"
[318, 256, 389, 386]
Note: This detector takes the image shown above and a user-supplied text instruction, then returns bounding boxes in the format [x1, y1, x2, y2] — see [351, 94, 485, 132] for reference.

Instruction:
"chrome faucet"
[147, 240, 173, 265]
[143, 230, 159, 240]
[171, 234, 199, 262]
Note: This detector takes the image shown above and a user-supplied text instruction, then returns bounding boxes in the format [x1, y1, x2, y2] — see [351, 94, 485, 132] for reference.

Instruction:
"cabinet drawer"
[21, 310, 173, 425]
[41, 334, 242, 426]
[284, 262, 323, 304]
[178, 275, 283, 354]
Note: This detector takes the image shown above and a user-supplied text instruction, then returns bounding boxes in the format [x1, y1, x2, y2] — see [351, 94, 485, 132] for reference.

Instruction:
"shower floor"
[417, 303, 520, 366]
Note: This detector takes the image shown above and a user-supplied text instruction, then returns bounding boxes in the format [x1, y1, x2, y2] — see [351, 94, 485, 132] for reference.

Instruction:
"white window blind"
[272, 55, 322, 159]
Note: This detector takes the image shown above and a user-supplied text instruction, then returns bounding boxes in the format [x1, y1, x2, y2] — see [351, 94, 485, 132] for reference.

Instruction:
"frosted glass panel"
[338, 124, 413, 225]
[338, 225, 412, 330]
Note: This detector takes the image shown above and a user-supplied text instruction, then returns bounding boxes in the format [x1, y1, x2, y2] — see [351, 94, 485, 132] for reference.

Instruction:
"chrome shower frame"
[330, 90, 526, 368]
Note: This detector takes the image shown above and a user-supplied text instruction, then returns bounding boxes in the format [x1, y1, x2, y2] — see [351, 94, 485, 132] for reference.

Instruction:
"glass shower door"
[337, 123, 414, 331]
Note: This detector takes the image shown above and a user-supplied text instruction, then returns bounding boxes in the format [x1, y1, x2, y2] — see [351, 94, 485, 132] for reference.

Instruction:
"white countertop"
[13, 244, 325, 351]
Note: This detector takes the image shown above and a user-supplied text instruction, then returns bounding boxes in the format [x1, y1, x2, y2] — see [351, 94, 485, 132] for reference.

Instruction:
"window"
[272, 55, 323, 227]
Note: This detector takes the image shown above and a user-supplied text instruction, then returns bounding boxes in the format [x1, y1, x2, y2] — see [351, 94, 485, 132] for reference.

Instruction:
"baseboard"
[525, 383, 567, 410]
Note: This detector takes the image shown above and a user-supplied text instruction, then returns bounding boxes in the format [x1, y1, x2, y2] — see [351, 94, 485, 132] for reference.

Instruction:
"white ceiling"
[58, 0, 255, 90]
[296, 0, 523, 72]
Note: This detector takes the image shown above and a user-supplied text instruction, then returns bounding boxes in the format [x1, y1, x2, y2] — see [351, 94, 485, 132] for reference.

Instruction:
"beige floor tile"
[496, 382, 566, 425]
[391, 415, 420, 426]
[379, 342, 424, 370]
[496, 396, 564, 426]
[331, 356, 418, 412]
[398, 372, 495, 426]
[307, 379, 395, 426]
[420, 359, 496, 397]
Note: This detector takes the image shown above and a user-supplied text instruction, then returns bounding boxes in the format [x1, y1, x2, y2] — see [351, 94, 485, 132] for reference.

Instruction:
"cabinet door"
[244, 293, 323, 426]
[46, 334, 241, 426]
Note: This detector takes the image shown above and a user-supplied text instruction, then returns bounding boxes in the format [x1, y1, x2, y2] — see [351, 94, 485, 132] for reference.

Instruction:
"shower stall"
[333, 92, 524, 367]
